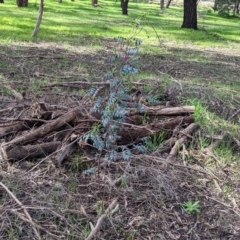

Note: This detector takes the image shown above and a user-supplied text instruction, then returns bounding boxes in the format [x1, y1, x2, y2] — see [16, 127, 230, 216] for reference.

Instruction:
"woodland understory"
[0, 40, 240, 239]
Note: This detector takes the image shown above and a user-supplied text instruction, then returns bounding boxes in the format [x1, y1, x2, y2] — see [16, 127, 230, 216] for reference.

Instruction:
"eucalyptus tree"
[160, 0, 164, 10]
[16, 0, 28, 7]
[121, 0, 129, 15]
[181, 0, 198, 30]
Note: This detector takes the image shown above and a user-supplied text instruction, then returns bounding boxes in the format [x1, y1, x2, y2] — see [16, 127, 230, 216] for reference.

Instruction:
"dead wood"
[0, 120, 46, 138]
[3, 85, 23, 101]
[119, 116, 194, 145]
[0, 122, 30, 138]
[85, 198, 118, 240]
[129, 106, 195, 116]
[167, 123, 200, 160]
[0, 96, 196, 164]
[1, 107, 83, 154]
[0, 182, 41, 240]
[1, 141, 61, 161]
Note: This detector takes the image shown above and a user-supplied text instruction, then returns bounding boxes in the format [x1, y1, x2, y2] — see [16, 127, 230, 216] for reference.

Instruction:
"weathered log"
[129, 106, 195, 116]
[0, 120, 44, 138]
[1, 141, 61, 161]
[1, 107, 83, 153]
[118, 116, 194, 145]
[0, 122, 29, 138]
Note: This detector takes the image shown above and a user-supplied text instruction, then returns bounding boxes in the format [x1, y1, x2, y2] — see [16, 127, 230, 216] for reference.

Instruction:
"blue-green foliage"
[83, 21, 154, 163]
[133, 143, 147, 153]
[121, 64, 138, 75]
[146, 95, 161, 105]
[87, 86, 97, 96]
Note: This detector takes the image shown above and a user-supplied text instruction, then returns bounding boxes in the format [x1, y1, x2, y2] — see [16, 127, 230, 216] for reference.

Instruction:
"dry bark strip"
[129, 106, 195, 116]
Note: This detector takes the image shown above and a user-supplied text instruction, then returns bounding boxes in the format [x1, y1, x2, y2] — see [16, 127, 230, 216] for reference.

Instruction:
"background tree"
[213, 0, 240, 15]
[16, 0, 28, 7]
[160, 0, 164, 10]
[181, 0, 197, 30]
[32, 0, 44, 37]
[121, 0, 129, 15]
[92, 0, 98, 7]
[234, 0, 240, 15]
[0, 0, 4, 3]
[166, 0, 172, 8]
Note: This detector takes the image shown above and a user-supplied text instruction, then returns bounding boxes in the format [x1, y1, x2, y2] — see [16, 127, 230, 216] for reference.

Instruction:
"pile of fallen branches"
[0, 93, 198, 166]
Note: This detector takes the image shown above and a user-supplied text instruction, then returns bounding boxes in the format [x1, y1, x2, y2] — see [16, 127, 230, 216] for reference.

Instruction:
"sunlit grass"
[0, 0, 239, 46]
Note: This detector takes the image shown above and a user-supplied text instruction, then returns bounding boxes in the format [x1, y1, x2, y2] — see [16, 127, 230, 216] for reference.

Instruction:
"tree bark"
[213, 0, 218, 11]
[1, 107, 83, 153]
[181, 0, 198, 30]
[32, 0, 44, 37]
[234, 0, 240, 15]
[129, 106, 195, 116]
[118, 116, 194, 145]
[92, 0, 97, 6]
[1, 142, 61, 161]
[160, 0, 164, 10]
[121, 0, 129, 15]
[166, 0, 171, 8]
[16, 0, 28, 7]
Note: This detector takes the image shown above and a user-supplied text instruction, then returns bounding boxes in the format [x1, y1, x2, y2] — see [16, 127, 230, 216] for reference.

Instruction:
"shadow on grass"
[1, 0, 240, 45]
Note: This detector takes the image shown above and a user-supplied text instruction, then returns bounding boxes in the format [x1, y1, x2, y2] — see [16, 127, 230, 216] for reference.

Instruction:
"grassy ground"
[0, 0, 240, 45]
[0, 0, 240, 239]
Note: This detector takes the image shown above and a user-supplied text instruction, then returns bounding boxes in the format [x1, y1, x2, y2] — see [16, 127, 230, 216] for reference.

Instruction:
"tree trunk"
[58, 0, 62, 3]
[181, 0, 198, 30]
[0, 0, 4, 3]
[92, 0, 97, 6]
[160, 0, 164, 10]
[166, 0, 171, 8]
[213, 0, 218, 11]
[234, 0, 240, 15]
[31, 0, 44, 37]
[121, 0, 129, 15]
[16, 0, 28, 7]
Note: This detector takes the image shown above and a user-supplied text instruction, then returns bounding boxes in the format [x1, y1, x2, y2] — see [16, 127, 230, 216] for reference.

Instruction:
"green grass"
[0, 0, 239, 46]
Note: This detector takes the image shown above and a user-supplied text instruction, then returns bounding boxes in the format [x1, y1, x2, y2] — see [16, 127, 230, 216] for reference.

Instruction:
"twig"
[228, 108, 240, 121]
[167, 123, 199, 160]
[27, 134, 82, 172]
[206, 196, 240, 218]
[85, 198, 118, 240]
[0, 182, 41, 240]
[10, 211, 60, 239]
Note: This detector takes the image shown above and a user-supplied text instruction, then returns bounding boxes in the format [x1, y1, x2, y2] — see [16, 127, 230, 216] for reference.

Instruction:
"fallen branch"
[1, 107, 83, 155]
[0, 182, 41, 240]
[1, 141, 61, 161]
[167, 123, 199, 160]
[85, 198, 118, 240]
[119, 116, 194, 145]
[129, 106, 195, 116]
